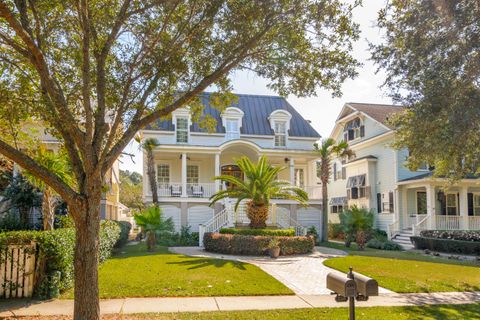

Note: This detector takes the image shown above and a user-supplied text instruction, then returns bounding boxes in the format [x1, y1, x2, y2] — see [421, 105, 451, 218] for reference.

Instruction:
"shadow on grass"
[167, 257, 248, 270]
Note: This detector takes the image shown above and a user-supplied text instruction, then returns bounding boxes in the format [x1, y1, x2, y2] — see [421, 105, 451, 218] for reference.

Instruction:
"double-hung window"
[187, 165, 199, 184]
[156, 164, 170, 187]
[446, 193, 458, 215]
[226, 118, 240, 140]
[473, 195, 480, 216]
[274, 121, 287, 147]
[176, 117, 189, 143]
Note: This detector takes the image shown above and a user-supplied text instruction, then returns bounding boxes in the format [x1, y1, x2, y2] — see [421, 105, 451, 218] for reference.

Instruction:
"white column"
[289, 158, 295, 185]
[214, 153, 220, 192]
[426, 185, 436, 229]
[401, 186, 408, 229]
[181, 153, 187, 198]
[459, 186, 469, 229]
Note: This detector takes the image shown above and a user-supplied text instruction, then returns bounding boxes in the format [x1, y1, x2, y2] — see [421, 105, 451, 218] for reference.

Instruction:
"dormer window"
[274, 121, 287, 147]
[268, 110, 292, 148]
[343, 118, 364, 141]
[225, 118, 240, 140]
[176, 116, 189, 143]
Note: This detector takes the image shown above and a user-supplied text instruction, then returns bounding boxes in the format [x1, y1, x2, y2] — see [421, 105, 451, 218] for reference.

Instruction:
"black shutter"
[377, 193, 382, 213]
[468, 193, 474, 216]
[348, 129, 355, 140]
[389, 192, 394, 213]
[333, 163, 337, 181]
[438, 192, 447, 215]
[360, 125, 365, 137]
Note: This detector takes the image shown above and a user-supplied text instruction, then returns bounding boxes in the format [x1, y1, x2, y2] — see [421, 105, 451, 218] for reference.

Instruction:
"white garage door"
[160, 205, 181, 232]
[297, 207, 322, 231]
[188, 205, 214, 232]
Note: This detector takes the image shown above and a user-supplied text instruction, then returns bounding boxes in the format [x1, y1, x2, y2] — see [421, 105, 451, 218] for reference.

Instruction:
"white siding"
[376, 214, 394, 231]
[187, 205, 214, 232]
[297, 207, 321, 230]
[160, 204, 181, 232]
[396, 148, 430, 182]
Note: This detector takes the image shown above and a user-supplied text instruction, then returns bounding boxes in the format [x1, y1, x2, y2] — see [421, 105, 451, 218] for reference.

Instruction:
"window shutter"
[468, 193, 474, 216]
[342, 167, 346, 180]
[333, 163, 337, 181]
[389, 192, 394, 213]
[347, 189, 351, 200]
[439, 192, 447, 215]
[377, 193, 382, 213]
[348, 129, 355, 140]
[360, 125, 365, 137]
[365, 186, 371, 199]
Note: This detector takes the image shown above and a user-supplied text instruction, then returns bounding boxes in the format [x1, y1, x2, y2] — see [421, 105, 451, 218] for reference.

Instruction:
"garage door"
[160, 205, 181, 232]
[297, 206, 321, 231]
[188, 205, 214, 232]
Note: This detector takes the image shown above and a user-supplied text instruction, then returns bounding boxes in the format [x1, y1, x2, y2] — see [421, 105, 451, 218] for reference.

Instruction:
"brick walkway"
[169, 246, 393, 295]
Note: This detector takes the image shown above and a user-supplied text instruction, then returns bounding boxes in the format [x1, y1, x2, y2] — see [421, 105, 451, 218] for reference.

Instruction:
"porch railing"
[302, 186, 322, 200]
[468, 216, 480, 230]
[412, 214, 430, 236]
[387, 219, 400, 239]
[434, 215, 461, 230]
[157, 183, 216, 198]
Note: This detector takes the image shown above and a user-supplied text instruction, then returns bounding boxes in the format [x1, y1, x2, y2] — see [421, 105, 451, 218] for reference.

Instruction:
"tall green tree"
[0, 1, 359, 318]
[315, 138, 353, 242]
[24, 149, 74, 230]
[210, 156, 308, 228]
[119, 170, 143, 211]
[371, 0, 480, 180]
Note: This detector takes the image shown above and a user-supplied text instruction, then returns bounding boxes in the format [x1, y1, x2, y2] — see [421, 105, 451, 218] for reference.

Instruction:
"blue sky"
[120, 1, 391, 174]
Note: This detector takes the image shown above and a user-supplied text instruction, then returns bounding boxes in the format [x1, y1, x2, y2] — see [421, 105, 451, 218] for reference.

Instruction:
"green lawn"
[97, 304, 480, 320]
[321, 242, 480, 293]
[62, 243, 292, 299]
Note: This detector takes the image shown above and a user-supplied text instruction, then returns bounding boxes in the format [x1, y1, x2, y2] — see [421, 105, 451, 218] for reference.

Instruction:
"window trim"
[175, 116, 189, 143]
[225, 118, 240, 140]
[187, 164, 200, 184]
[445, 192, 459, 216]
[274, 120, 287, 147]
[473, 194, 480, 216]
[156, 163, 171, 187]
[416, 191, 427, 215]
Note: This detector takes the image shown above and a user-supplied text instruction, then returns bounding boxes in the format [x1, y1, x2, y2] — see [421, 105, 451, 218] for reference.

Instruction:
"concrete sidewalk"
[1, 292, 479, 317]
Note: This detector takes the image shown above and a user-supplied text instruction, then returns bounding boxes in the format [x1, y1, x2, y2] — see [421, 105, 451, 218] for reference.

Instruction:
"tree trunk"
[42, 188, 55, 230]
[147, 150, 158, 205]
[72, 187, 102, 320]
[321, 180, 329, 242]
[247, 201, 268, 228]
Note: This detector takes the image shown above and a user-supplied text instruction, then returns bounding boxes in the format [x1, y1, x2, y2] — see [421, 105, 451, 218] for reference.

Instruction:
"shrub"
[368, 229, 388, 241]
[339, 206, 374, 249]
[420, 230, 480, 242]
[219, 227, 295, 237]
[366, 238, 402, 251]
[328, 223, 344, 240]
[114, 221, 132, 248]
[306, 226, 320, 245]
[0, 221, 120, 299]
[204, 233, 314, 256]
[411, 236, 480, 255]
[0, 210, 30, 231]
[157, 225, 199, 246]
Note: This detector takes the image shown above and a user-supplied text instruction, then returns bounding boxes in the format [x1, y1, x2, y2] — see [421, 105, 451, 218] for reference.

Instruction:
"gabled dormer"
[221, 107, 244, 141]
[268, 110, 292, 147]
[172, 107, 191, 144]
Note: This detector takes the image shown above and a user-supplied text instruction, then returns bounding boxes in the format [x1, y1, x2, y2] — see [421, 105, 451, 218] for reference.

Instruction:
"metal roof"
[148, 93, 320, 138]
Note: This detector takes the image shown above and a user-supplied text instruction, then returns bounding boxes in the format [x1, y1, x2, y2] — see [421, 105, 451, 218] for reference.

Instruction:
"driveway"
[169, 246, 393, 295]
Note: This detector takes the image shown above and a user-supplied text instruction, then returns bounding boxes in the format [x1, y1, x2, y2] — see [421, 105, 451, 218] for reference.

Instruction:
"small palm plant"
[210, 156, 308, 228]
[133, 206, 174, 251]
[24, 149, 74, 230]
[339, 205, 374, 250]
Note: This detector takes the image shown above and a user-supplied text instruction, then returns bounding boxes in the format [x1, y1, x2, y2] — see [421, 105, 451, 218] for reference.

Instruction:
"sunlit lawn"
[62, 243, 292, 299]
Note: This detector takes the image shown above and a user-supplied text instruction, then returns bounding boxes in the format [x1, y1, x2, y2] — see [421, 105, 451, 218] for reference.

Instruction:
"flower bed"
[204, 233, 314, 256]
[219, 227, 295, 237]
[419, 230, 480, 242]
[410, 236, 480, 255]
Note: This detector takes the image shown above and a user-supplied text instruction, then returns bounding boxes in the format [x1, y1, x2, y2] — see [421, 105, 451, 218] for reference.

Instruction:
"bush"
[339, 206, 374, 249]
[0, 210, 30, 231]
[204, 233, 314, 256]
[306, 226, 320, 245]
[114, 221, 132, 248]
[411, 236, 480, 255]
[0, 220, 120, 299]
[366, 238, 402, 251]
[328, 223, 344, 240]
[157, 225, 199, 246]
[420, 230, 480, 242]
[219, 227, 295, 237]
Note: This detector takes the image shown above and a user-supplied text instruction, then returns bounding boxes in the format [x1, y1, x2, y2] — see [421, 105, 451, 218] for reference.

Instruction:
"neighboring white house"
[140, 93, 322, 237]
[328, 103, 480, 247]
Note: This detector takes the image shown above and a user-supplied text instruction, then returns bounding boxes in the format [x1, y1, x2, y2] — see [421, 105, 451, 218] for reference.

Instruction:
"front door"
[221, 165, 243, 190]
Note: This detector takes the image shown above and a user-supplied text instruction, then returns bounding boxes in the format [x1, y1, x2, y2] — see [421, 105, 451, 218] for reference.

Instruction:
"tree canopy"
[371, 0, 480, 180]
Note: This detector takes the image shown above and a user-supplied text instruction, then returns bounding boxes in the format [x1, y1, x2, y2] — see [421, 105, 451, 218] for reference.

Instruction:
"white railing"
[198, 208, 230, 246]
[157, 183, 182, 197]
[468, 216, 480, 230]
[302, 186, 322, 200]
[413, 214, 430, 236]
[186, 183, 216, 198]
[387, 219, 400, 239]
[276, 210, 307, 236]
[434, 215, 461, 230]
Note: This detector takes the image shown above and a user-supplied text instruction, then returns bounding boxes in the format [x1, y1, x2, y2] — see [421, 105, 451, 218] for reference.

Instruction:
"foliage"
[204, 233, 314, 256]
[420, 230, 480, 242]
[306, 226, 320, 245]
[134, 206, 174, 251]
[0, 221, 120, 299]
[157, 225, 199, 247]
[0, 210, 30, 231]
[371, 0, 480, 181]
[120, 170, 142, 186]
[210, 156, 308, 228]
[56, 214, 75, 229]
[366, 238, 402, 251]
[411, 236, 480, 255]
[220, 228, 295, 237]
[328, 223, 344, 240]
[1, 174, 41, 227]
[114, 221, 132, 248]
[338, 205, 374, 249]
[119, 170, 144, 211]
[314, 138, 354, 242]
[267, 237, 281, 249]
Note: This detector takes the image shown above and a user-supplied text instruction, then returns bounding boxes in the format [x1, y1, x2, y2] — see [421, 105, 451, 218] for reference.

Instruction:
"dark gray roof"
[342, 103, 404, 129]
[148, 93, 320, 138]
[399, 172, 480, 182]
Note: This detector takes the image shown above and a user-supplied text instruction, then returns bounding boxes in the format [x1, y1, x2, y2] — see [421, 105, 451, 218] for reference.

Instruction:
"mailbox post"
[326, 267, 379, 320]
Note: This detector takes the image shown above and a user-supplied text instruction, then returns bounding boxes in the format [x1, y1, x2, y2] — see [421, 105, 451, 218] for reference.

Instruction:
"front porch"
[390, 181, 480, 238]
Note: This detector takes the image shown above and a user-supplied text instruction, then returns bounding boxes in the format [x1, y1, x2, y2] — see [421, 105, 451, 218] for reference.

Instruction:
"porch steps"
[391, 229, 414, 250]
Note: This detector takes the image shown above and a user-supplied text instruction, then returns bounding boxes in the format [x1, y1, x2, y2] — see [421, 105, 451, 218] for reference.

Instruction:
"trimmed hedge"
[219, 227, 295, 237]
[114, 221, 132, 248]
[366, 238, 402, 251]
[411, 236, 480, 255]
[420, 230, 480, 242]
[0, 220, 120, 299]
[204, 233, 314, 256]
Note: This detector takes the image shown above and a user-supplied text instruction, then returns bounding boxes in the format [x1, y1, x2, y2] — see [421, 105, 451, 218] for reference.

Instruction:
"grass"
[13, 304, 480, 320]
[321, 242, 480, 293]
[61, 243, 292, 299]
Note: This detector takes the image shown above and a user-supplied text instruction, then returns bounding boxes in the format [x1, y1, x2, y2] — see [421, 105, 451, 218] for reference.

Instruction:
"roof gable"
[344, 103, 404, 129]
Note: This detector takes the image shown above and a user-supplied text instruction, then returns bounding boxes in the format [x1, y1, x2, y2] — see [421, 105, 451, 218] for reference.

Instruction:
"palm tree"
[24, 149, 74, 230]
[133, 205, 174, 251]
[315, 138, 354, 242]
[210, 156, 308, 228]
[136, 136, 160, 205]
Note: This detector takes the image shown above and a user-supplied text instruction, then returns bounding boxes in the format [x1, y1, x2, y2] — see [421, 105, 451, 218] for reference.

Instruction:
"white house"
[328, 103, 480, 247]
[140, 93, 323, 238]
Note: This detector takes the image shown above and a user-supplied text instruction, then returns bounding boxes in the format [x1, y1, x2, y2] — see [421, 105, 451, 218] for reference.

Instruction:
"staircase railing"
[387, 219, 400, 240]
[412, 214, 430, 236]
[276, 210, 307, 236]
[198, 197, 234, 246]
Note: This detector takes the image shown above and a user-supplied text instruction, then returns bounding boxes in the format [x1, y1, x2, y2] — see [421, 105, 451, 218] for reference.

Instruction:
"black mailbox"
[353, 272, 378, 299]
[326, 272, 356, 298]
